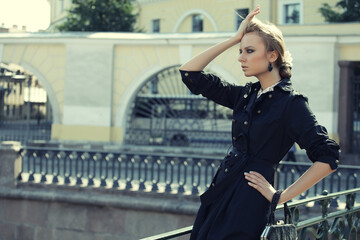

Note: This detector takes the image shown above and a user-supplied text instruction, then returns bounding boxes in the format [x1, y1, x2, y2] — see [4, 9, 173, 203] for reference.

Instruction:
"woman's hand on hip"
[232, 5, 260, 43]
[244, 171, 275, 202]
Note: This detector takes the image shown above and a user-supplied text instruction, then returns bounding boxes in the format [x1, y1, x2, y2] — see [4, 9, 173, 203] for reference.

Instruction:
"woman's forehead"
[240, 32, 265, 49]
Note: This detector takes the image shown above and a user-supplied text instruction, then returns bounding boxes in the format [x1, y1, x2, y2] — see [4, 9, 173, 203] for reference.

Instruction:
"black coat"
[179, 70, 340, 240]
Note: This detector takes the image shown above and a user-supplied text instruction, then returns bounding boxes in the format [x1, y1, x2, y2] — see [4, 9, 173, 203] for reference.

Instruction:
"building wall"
[48, 0, 72, 31]
[48, 0, 344, 33]
[136, 0, 342, 33]
[0, 33, 359, 143]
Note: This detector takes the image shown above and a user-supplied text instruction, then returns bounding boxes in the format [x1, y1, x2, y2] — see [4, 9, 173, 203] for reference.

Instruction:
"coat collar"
[251, 78, 293, 93]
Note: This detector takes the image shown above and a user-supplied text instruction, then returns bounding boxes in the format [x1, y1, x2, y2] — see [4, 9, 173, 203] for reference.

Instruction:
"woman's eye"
[247, 49, 254, 53]
[239, 50, 242, 54]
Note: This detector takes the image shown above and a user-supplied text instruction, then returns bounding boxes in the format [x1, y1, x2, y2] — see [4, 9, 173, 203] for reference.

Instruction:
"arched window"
[192, 14, 203, 32]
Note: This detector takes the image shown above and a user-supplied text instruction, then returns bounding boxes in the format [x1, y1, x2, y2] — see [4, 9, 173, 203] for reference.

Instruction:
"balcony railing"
[17, 146, 359, 199]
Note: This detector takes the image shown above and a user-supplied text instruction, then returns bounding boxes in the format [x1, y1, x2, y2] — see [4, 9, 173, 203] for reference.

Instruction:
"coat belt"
[200, 150, 274, 207]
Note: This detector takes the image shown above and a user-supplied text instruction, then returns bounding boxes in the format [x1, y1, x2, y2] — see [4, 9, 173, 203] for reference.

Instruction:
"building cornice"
[0, 32, 359, 46]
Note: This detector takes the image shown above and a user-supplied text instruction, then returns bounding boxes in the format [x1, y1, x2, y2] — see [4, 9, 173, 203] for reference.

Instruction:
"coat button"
[184, 72, 189, 77]
[335, 160, 339, 164]
[232, 119, 237, 123]
[268, 94, 273, 99]
[227, 152, 232, 157]
[225, 168, 229, 173]
[244, 94, 248, 98]
[244, 121, 248, 125]
[243, 105, 247, 109]
[212, 183, 215, 187]
[257, 110, 261, 114]
[235, 154, 238, 157]
[233, 137, 237, 141]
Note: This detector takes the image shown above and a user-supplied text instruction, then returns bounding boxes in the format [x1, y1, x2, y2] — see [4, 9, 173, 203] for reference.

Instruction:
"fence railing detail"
[18, 147, 360, 199]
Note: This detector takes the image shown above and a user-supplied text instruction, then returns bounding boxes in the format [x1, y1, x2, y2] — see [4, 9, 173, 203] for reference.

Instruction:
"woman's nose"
[238, 54, 245, 62]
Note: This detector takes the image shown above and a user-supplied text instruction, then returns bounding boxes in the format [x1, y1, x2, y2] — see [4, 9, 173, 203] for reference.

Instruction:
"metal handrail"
[18, 146, 360, 198]
[140, 188, 360, 240]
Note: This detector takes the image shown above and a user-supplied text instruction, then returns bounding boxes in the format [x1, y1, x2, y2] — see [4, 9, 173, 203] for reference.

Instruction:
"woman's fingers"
[249, 171, 267, 181]
[247, 5, 260, 20]
[233, 5, 260, 42]
[244, 171, 275, 202]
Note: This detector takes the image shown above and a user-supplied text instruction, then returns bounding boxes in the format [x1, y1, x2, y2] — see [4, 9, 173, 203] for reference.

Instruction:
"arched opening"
[124, 65, 233, 149]
[0, 62, 53, 143]
[173, 9, 218, 33]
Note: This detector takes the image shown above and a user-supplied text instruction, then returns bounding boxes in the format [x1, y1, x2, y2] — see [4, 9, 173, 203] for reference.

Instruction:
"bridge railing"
[140, 188, 360, 240]
[17, 146, 359, 199]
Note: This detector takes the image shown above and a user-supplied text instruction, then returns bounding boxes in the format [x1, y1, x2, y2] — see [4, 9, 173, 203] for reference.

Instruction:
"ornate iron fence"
[140, 188, 360, 240]
[18, 146, 359, 199]
[125, 65, 234, 149]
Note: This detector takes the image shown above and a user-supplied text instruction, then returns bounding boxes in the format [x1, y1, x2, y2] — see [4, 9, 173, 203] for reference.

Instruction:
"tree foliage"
[319, 0, 360, 22]
[57, 0, 139, 32]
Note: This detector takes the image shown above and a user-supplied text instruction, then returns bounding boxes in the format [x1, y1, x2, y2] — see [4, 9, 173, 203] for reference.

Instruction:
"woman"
[179, 6, 340, 240]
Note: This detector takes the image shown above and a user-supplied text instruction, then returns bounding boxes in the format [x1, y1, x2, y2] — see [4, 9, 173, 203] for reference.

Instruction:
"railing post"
[25, 77, 31, 145]
[0, 141, 22, 188]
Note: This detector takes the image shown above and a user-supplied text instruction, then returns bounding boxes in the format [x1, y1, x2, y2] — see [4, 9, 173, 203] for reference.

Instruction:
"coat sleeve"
[286, 95, 340, 170]
[179, 70, 242, 110]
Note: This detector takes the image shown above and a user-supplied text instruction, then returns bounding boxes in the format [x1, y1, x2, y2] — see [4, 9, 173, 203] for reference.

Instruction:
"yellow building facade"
[2, 0, 357, 152]
[50, 0, 341, 31]
[48, 0, 359, 61]
[137, 0, 339, 33]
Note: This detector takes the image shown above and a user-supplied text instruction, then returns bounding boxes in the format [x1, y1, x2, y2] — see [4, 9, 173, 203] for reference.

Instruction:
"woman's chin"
[243, 72, 253, 77]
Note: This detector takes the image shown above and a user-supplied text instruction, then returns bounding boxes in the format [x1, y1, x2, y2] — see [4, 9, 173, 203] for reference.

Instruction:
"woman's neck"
[256, 68, 282, 90]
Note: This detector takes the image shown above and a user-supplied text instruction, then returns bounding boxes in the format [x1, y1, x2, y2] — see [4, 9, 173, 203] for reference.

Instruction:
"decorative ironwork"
[125, 65, 233, 148]
[0, 63, 52, 143]
[140, 188, 360, 240]
[18, 147, 360, 199]
[17, 146, 360, 239]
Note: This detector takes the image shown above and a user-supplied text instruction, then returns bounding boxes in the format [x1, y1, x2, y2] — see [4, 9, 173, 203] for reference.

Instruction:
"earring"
[268, 63, 273, 72]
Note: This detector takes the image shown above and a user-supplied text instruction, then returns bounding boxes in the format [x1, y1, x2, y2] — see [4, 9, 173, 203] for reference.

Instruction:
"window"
[192, 14, 203, 32]
[284, 3, 300, 24]
[152, 19, 160, 33]
[235, 8, 249, 30]
[60, 0, 64, 12]
[278, 0, 303, 24]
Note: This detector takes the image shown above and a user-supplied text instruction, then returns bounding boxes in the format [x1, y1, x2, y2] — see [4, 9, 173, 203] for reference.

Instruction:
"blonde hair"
[245, 18, 292, 79]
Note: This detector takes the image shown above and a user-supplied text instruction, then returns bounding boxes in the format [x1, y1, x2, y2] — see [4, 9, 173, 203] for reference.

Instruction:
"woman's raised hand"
[233, 5, 260, 43]
[179, 6, 260, 71]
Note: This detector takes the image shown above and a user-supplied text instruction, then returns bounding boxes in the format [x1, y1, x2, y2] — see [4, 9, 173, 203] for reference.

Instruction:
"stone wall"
[0, 193, 196, 240]
[0, 142, 198, 240]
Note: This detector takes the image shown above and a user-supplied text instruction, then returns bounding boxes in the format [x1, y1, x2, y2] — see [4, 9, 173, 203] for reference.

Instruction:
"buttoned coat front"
[179, 70, 340, 240]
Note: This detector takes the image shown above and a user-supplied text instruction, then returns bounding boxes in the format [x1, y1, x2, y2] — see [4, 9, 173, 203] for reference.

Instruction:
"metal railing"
[18, 146, 359, 198]
[16, 146, 360, 239]
[140, 188, 360, 240]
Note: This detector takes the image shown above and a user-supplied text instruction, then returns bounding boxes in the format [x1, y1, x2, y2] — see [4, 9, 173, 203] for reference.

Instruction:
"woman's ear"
[267, 51, 279, 63]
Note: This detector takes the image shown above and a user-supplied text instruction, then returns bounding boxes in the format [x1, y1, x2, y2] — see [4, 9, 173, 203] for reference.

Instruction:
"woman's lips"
[242, 66, 248, 71]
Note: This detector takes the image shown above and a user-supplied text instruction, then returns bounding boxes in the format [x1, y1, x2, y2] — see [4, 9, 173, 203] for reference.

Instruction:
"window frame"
[278, 0, 303, 25]
[234, 8, 249, 31]
[151, 19, 160, 33]
[192, 14, 204, 32]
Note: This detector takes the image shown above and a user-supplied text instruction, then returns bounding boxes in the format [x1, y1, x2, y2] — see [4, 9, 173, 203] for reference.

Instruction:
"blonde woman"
[179, 6, 340, 240]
